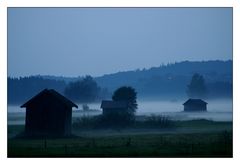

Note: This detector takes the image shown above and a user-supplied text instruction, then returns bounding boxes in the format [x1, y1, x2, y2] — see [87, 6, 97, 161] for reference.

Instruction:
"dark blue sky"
[8, 8, 232, 77]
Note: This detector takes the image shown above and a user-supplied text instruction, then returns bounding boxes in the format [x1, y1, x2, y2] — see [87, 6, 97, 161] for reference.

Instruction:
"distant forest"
[8, 60, 232, 104]
[8, 76, 110, 105]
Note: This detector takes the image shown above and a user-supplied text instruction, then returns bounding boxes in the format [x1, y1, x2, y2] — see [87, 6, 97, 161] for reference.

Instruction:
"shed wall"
[25, 104, 72, 136]
[184, 104, 207, 111]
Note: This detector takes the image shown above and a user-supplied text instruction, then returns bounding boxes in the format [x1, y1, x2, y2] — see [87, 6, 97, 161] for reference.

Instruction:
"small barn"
[183, 99, 207, 112]
[101, 100, 128, 116]
[20, 89, 78, 136]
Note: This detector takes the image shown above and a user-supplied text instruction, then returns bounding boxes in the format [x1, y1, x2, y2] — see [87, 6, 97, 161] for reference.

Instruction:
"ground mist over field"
[8, 99, 232, 126]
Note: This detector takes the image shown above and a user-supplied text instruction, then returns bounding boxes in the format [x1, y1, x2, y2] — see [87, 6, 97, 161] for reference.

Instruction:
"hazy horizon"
[8, 8, 232, 77]
[7, 59, 232, 78]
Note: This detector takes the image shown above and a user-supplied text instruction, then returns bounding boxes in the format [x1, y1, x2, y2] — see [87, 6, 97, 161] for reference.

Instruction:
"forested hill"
[8, 60, 232, 104]
[96, 60, 232, 95]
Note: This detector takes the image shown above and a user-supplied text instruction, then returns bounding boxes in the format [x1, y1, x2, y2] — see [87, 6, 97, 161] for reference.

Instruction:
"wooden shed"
[20, 89, 78, 136]
[183, 99, 207, 112]
[101, 100, 128, 116]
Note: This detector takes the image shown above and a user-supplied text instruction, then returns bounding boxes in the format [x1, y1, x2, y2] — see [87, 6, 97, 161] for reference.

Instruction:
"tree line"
[8, 72, 232, 105]
[64, 75, 110, 103]
[187, 73, 232, 99]
[8, 76, 110, 104]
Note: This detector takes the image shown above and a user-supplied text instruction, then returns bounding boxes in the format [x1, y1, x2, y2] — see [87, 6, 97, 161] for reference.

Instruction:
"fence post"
[191, 143, 194, 154]
[44, 138, 47, 149]
[65, 144, 67, 155]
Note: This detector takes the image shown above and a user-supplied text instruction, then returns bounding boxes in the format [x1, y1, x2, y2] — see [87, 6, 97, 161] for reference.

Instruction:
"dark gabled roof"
[21, 89, 78, 108]
[183, 99, 207, 105]
[101, 100, 128, 109]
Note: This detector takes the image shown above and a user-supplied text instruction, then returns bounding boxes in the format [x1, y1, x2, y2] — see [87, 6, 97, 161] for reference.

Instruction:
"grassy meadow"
[8, 119, 232, 157]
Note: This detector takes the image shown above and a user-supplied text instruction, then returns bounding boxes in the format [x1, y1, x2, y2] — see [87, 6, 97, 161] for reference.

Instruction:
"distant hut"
[183, 99, 207, 112]
[101, 100, 128, 116]
[20, 89, 78, 136]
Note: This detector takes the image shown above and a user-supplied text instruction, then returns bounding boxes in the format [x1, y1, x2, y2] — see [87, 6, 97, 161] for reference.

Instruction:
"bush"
[72, 115, 101, 129]
[100, 113, 135, 128]
[72, 115, 130, 129]
[73, 114, 174, 130]
[134, 115, 174, 128]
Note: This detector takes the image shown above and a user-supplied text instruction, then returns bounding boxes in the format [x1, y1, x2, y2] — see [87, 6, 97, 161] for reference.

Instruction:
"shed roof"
[21, 89, 78, 108]
[183, 99, 207, 105]
[101, 100, 128, 109]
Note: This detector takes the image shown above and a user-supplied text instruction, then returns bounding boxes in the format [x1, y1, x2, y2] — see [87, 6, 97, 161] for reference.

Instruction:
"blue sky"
[8, 8, 232, 77]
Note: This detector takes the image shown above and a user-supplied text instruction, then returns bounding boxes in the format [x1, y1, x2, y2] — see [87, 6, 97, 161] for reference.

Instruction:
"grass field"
[8, 120, 232, 157]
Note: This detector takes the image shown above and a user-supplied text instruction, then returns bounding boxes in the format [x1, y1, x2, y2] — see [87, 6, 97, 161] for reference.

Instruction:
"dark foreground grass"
[8, 121, 232, 157]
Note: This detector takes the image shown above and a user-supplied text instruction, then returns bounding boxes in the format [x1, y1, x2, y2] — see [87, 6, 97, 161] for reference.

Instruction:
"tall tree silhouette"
[112, 86, 138, 114]
[187, 73, 207, 98]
